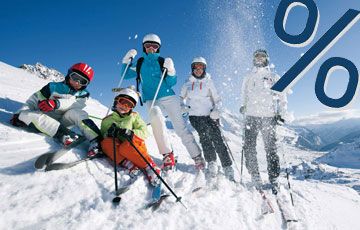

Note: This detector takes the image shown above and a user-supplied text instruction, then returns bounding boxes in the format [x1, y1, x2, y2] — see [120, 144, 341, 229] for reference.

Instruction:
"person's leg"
[61, 109, 101, 141]
[18, 110, 62, 137]
[101, 137, 152, 168]
[207, 117, 232, 168]
[207, 118, 235, 181]
[189, 116, 216, 163]
[243, 116, 262, 186]
[261, 117, 280, 187]
[145, 103, 172, 155]
[146, 103, 175, 171]
[159, 96, 201, 159]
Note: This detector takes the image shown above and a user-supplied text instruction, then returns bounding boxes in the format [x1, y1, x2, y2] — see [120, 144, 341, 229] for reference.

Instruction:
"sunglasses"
[143, 42, 160, 50]
[116, 97, 135, 109]
[192, 63, 205, 70]
[69, 72, 89, 86]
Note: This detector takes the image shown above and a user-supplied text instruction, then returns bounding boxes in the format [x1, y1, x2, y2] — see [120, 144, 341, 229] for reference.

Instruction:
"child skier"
[120, 33, 205, 172]
[180, 57, 235, 182]
[100, 86, 161, 186]
[240, 49, 288, 194]
[10, 62, 102, 155]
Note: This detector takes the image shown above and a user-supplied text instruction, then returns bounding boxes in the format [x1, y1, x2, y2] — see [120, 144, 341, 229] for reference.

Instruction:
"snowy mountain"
[19, 62, 65, 82]
[288, 125, 324, 151]
[0, 61, 359, 229]
[292, 112, 360, 151]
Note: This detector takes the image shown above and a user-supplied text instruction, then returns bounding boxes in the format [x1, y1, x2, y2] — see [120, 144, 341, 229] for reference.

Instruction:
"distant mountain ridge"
[19, 62, 65, 82]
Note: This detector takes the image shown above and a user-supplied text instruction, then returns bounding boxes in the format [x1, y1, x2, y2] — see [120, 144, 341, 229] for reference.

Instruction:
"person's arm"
[240, 74, 250, 113]
[131, 112, 149, 139]
[208, 78, 221, 109]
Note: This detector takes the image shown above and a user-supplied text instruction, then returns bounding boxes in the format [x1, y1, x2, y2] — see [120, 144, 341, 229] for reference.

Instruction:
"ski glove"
[107, 124, 134, 140]
[210, 109, 220, 120]
[163, 57, 176, 76]
[38, 99, 58, 112]
[239, 106, 246, 114]
[10, 114, 26, 127]
[275, 115, 285, 124]
[122, 49, 137, 64]
[181, 105, 190, 117]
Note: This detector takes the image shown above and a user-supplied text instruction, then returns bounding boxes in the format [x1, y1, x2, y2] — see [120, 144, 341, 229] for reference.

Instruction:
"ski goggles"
[143, 42, 160, 50]
[116, 97, 135, 109]
[69, 72, 89, 86]
[192, 63, 206, 70]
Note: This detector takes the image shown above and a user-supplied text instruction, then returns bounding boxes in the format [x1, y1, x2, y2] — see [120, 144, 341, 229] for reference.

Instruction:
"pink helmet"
[69, 63, 94, 81]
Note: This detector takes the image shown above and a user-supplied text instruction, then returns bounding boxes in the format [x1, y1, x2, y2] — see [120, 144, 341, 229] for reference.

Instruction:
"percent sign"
[272, 0, 360, 108]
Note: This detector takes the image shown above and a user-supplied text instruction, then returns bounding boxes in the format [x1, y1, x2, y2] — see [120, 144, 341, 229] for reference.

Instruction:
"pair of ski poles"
[108, 58, 185, 208]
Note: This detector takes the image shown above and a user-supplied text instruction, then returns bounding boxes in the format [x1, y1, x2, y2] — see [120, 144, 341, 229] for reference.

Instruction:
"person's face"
[115, 97, 134, 114]
[144, 42, 160, 54]
[192, 63, 205, 77]
[68, 72, 89, 90]
[253, 53, 268, 67]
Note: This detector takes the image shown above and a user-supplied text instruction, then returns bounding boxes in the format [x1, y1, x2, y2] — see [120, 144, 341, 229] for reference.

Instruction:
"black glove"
[10, 114, 26, 127]
[117, 128, 134, 140]
[107, 123, 119, 137]
[275, 115, 285, 124]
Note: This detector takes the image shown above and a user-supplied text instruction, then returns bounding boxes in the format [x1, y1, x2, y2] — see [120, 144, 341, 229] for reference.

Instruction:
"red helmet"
[69, 63, 94, 81]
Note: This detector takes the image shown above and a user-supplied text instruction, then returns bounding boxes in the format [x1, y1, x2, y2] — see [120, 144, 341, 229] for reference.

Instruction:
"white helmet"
[143, 33, 161, 45]
[191, 57, 207, 67]
[112, 86, 139, 111]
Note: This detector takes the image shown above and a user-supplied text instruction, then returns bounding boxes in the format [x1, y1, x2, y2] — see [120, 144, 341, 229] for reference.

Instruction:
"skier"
[100, 86, 161, 186]
[10, 63, 102, 156]
[180, 57, 235, 181]
[240, 49, 288, 194]
[120, 33, 205, 172]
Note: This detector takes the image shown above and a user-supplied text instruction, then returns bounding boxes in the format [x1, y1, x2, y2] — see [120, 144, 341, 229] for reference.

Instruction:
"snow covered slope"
[0, 61, 359, 230]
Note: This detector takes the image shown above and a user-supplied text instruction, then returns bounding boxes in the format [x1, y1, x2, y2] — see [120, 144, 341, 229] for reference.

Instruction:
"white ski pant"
[146, 95, 201, 158]
[18, 108, 98, 140]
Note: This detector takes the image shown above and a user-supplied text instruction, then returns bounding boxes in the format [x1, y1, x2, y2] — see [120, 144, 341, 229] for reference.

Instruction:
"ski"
[44, 153, 104, 171]
[34, 136, 87, 169]
[276, 195, 299, 226]
[191, 170, 206, 193]
[145, 183, 169, 211]
[258, 189, 275, 215]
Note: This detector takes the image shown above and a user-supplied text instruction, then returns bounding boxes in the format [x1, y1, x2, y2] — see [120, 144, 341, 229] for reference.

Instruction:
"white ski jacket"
[180, 73, 221, 116]
[241, 67, 288, 118]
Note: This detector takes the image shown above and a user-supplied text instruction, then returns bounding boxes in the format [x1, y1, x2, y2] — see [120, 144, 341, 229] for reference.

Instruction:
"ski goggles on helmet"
[115, 97, 135, 109]
[192, 63, 206, 70]
[69, 72, 89, 86]
[143, 42, 160, 50]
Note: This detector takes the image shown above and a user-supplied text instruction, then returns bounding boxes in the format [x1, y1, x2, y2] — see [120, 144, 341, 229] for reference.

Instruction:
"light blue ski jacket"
[122, 52, 177, 102]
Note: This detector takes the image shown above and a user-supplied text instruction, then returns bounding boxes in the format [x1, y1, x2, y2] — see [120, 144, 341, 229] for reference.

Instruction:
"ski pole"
[278, 129, 295, 206]
[218, 122, 242, 179]
[112, 133, 121, 204]
[240, 116, 246, 184]
[149, 68, 167, 111]
[106, 58, 133, 116]
[125, 136, 187, 209]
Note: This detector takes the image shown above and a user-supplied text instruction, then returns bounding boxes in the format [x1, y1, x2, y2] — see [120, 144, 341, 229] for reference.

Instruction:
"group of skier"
[11, 33, 288, 195]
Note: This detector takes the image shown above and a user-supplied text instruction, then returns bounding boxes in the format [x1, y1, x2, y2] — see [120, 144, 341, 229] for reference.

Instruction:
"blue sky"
[1, 0, 359, 119]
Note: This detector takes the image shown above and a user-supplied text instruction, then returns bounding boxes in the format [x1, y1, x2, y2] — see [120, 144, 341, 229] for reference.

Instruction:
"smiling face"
[115, 96, 135, 114]
[192, 62, 206, 78]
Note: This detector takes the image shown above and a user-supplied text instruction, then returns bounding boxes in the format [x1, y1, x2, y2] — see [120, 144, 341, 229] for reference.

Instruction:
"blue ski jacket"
[122, 52, 177, 102]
